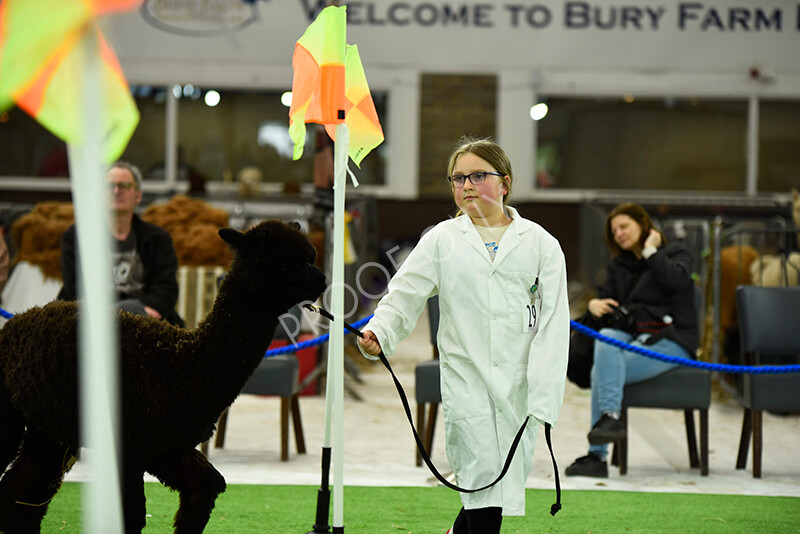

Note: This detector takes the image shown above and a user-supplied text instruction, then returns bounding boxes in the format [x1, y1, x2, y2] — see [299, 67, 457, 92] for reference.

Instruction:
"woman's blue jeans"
[588, 327, 692, 458]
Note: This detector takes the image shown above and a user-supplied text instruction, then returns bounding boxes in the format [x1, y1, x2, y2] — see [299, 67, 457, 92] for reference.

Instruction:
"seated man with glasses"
[57, 161, 184, 326]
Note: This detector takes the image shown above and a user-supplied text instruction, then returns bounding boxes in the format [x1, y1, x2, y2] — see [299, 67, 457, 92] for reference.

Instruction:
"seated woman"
[565, 203, 698, 478]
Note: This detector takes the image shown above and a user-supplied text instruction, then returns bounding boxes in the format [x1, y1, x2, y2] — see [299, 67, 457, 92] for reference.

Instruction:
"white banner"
[111, 0, 800, 80]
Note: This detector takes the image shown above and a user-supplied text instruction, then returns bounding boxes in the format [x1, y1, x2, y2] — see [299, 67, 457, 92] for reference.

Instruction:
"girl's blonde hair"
[446, 136, 513, 215]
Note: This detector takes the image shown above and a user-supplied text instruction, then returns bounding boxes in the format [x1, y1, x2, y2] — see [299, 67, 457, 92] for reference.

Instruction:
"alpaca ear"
[219, 228, 246, 250]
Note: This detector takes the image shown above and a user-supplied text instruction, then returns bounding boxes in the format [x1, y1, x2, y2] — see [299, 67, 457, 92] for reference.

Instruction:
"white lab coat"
[365, 207, 570, 515]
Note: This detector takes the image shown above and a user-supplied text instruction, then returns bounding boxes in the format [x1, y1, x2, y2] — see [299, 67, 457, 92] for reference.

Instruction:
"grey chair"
[734, 285, 800, 478]
[202, 306, 307, 462]
[414, 296, 441, 466]
[616, 367, 711, 475]
[613, 286, 711, 475]
[203, 354, 306, 462]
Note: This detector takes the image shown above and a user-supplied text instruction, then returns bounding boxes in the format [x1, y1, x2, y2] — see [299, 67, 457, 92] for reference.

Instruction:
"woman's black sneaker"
[587, 414, 626, 444]
[565, 453, 608, 478]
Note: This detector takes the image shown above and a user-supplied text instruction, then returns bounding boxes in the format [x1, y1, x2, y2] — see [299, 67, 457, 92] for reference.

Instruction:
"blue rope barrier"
[2, 305, 797, 373]
[0, 305, 373, 358]
[570, 319, 800, 374]
[263, 315, 373, 357]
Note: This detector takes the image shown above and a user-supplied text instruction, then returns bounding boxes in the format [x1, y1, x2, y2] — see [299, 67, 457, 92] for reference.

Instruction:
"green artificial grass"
[41, 482, 799, 533]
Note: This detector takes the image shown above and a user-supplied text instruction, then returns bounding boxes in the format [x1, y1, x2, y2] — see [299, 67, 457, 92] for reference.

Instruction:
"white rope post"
[68, 28, 124, 534]
[330, 122, 349, 533]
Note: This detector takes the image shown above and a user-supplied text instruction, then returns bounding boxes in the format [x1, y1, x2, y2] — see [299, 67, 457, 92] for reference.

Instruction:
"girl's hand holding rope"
[358, 330, 381, 356]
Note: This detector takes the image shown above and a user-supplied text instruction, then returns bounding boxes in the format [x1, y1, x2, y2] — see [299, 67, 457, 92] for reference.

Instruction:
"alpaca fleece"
[0, 220, 326, 533]
[142, 195, 234, 268]
[9, 201, 74, 281]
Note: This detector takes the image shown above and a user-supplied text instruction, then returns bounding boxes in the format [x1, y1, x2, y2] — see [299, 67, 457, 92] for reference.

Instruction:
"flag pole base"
[305, 489, 331, 534]
[306, 447, 332, 533]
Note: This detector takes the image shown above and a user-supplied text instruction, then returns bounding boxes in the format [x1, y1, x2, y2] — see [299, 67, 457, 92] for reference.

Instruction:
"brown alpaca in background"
[719, 244, 759, 337]
[8, 202, 74, 282]
[143, 195, 234, 268]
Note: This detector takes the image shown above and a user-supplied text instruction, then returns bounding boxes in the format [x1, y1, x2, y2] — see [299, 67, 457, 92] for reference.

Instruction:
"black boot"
[565, 453, 608, 478]
[587, 414, 626, 444]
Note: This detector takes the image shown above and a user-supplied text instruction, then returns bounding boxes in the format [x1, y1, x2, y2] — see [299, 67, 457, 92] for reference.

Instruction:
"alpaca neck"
[191, 280, 286, 410]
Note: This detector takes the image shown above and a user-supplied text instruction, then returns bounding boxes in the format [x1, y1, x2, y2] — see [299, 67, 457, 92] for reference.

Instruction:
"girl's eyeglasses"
[448, 171, 503, 188]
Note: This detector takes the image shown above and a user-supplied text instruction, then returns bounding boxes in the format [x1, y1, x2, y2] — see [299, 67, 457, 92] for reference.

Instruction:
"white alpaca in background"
[750, 188, 800, 287]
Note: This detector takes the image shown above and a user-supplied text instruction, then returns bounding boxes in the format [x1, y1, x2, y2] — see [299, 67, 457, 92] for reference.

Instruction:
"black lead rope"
[305, 305, 561, 515]
[544, 422, 562, 516]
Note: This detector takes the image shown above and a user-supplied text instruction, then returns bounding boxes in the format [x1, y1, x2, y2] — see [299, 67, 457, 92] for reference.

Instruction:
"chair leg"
[699, 408, 709, 476]
[214, 409, 229, 449]
[610, 443, 619, 467]
[619, 408, 628, 475]
[204, 397, 302, 462]
[280, 396, 290, 462]
[424, 404, 438, 460]
[683, 409, 700, 468]
[415, 403, 426, 467]
[736, 408, 752, 470]
[752, 410, 763, 478]
[291, 395, 306, 455]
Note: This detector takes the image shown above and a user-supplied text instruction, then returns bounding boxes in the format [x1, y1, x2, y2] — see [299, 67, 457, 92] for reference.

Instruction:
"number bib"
[525, 280, 541, 334]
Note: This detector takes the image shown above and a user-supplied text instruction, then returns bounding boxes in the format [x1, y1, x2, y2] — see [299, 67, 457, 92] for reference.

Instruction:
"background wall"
[2, 0, 798, 285]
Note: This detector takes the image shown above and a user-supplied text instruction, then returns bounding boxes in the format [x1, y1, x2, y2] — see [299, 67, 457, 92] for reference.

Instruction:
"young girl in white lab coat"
[359, 137, 570, 534]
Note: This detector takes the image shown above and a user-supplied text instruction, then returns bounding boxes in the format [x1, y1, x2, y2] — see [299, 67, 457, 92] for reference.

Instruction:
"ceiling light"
[204, 90, 221, 107]
[530, 102, 548, 121]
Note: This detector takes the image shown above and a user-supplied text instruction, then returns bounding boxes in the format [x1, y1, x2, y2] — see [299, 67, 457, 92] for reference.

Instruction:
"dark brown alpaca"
[0, 220, 326, 533]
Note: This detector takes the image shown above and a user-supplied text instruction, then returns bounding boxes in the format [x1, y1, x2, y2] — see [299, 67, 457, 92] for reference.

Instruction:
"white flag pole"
[330, 122, 349, 533]
[68, 28, 124, 534]
[309, 209, 337, 533]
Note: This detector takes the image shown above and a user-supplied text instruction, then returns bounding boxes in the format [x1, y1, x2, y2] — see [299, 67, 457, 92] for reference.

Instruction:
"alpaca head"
[219, 220, 326, 315]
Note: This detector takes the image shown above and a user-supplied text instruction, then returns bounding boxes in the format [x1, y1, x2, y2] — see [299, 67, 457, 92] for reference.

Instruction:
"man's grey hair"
[109, 160, 142, 189]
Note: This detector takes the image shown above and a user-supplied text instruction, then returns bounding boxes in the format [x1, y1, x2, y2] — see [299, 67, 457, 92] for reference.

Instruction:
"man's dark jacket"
[58, 214, 184, 326]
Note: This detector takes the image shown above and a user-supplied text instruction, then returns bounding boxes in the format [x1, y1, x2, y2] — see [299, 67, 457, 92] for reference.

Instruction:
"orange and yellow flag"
[289, 6, 384, 168]
[326, 44, 384, 168]
[0, 0, 140, 163]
